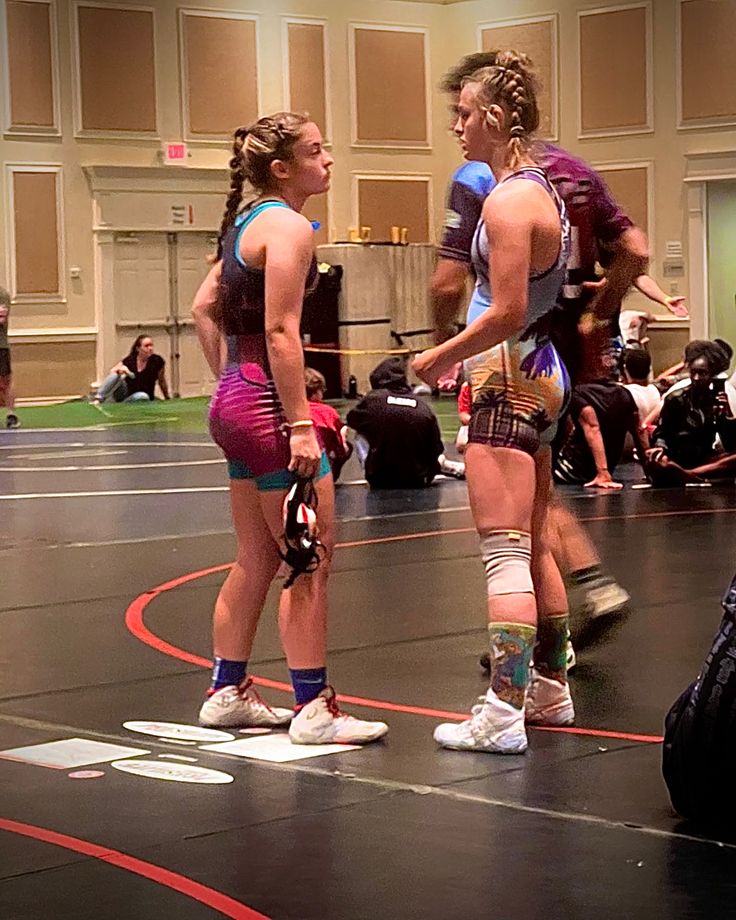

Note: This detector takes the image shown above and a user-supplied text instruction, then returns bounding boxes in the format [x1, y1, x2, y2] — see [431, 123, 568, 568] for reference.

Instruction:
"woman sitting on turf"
[94, 335, 170, 404]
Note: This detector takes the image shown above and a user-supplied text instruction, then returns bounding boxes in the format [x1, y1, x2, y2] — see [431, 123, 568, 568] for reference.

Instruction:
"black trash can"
[301, 264, 342, 399]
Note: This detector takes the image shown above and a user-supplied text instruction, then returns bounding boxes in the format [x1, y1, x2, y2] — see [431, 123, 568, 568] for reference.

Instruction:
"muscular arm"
[414, 183, 532, 378]
[578, 405, 622, 489]
[264, 213, 314, 425]
[430, 258, 469, 344]
[588, 226, 650, 322]
[192, 262, 224, 378]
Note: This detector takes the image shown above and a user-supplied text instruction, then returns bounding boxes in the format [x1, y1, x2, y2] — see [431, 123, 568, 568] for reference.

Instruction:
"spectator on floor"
[305, 367, 352, 482]
[646, 348, 736, 483]
[554, 346, 648, 490]
[346, 356, 463, 489]
[94, 335, 170, 404]
[622, 347, 660, 420]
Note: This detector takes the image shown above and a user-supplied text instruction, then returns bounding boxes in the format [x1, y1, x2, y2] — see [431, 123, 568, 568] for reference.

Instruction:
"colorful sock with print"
[209, 657, 247, 694]
[289, 667, 327, 707]
[533, 615, 569, 683]
[487, 623, 536, 710]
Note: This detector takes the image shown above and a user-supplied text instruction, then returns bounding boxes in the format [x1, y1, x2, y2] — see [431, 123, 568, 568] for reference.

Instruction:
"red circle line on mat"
[0, 817, 270, 920]
[124, 534, 664, 745]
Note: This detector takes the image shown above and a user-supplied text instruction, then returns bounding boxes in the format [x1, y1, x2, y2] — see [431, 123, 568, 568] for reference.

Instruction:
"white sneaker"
[199, 679, 293, 728]
[525, 669, 575, 726]
[288, 686, 389, 745]
[586, 581, 630, 618]
[434, 689, 527, 754]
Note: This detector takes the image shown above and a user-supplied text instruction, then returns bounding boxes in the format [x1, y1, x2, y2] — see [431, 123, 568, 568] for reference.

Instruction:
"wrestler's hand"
[413, 348, 452, 388]
[288, 427, 322, 479]
[585, 470, 623, 490]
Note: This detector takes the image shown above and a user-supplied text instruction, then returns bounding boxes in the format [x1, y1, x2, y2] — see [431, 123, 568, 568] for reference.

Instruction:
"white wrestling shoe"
[288, 686, 389, 745]
[199, 679, 293, 728]
[524, 669, 575, 726]
[434, 689, 528, 754]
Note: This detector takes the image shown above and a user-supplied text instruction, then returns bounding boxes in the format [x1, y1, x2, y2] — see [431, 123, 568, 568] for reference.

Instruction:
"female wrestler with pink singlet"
[192, 113, 388, 746]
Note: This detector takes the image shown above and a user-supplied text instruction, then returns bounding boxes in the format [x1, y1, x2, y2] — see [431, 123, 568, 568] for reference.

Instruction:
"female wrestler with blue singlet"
[191, 113, 388, 746]
[414, 53, 574, 753]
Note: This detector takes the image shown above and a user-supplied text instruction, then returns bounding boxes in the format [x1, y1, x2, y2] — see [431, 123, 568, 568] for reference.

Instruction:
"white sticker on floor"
[111, 759, 233, 784]
[201, 734, 360, 763]
[0, 738, 149, 769]
[123, 721, 235, 743]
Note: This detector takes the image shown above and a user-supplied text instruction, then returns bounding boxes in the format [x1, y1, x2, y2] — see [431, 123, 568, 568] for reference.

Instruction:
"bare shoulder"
[482, 178, 542, 229]
[261, 207, 313, 240]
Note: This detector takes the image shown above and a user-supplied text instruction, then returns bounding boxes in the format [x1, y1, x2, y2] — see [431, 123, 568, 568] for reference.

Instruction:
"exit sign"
[163, 143, 188, 165]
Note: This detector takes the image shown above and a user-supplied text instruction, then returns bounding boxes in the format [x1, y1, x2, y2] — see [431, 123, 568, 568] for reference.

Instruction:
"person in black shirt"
[94, 335, 170, 403]
[647, 350, 736, 483]
[554, 348, 648, 488]
[346, 357, 445, 489]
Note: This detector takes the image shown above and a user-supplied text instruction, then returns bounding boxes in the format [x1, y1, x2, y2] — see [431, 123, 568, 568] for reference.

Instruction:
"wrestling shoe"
[289, 686, 389, 745]
[5, 414, 19, 429]
[568, 577, 630, 650]
[434, 689, 527, 754]
[524, 669, 575, 726]
[199, 679, 293, 728]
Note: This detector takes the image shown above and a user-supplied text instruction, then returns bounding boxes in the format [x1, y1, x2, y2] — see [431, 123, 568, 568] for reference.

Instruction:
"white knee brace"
[480, 530, 534, 597]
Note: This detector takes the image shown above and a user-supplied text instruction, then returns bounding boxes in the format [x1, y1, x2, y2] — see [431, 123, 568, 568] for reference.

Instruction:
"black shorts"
[0, 349, 10, 377]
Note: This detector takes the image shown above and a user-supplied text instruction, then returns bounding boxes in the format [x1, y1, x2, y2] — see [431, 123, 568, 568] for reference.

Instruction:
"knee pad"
[480, 530, 534, 597]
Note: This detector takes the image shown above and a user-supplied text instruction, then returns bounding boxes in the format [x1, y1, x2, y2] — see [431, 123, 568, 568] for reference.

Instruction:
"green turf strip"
[10, 394, 461, 436]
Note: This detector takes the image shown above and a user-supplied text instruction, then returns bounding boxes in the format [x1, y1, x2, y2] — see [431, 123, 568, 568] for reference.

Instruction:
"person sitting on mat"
[646, 348, 736, 484]
[305, 367, 352, 482]
[94, 335, 170, 403]
[346, 356, 464, 489]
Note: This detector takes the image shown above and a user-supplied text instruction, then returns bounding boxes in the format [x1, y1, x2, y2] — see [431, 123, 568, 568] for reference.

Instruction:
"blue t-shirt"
[437, 162, 495, 326]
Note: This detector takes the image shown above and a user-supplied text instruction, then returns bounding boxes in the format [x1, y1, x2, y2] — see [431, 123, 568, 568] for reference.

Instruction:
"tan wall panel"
[580, 8, 648, 132]
[185, 16, 258, 136]
[7, 0, 55, 128]
[480, 20, 555, 138]
[596, 167, 649, 235]
[13, 172, 59, 295]
[288, 23, 327, 135]
[357, 179, 430, 242]
[304, 194, 328, 247]
[12, 341, 96, 398]
[78, 6, 156, 132]
[354, 29, 427, 143]
[681, 0, 736, 122]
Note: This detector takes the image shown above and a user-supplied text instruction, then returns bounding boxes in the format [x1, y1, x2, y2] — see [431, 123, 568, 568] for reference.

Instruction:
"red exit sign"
[163, 143, 188, 165]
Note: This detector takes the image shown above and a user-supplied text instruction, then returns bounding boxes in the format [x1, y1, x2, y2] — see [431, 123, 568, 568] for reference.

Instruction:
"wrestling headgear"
[279, 477, 324, 588]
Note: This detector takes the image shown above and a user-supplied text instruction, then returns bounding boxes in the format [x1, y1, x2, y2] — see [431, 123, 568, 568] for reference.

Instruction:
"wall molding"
[4, 162, 66, 304]
[348, 22, 432, 151]
[351, 171, 434, 243]
[476, 12, 559, 142]
[281, 16, 331, 144]
[178, 7, 261, 145]
[71, 0, 160, 141]
[1, 0, 62, 137]
[577, 2, 653, 139]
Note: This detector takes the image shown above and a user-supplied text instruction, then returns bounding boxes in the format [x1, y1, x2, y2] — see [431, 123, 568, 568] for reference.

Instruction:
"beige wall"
[2, 0, 736, 395]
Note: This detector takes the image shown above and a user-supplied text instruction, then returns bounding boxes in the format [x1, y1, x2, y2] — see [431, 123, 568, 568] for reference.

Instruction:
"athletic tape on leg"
[480, 530, 534, 596]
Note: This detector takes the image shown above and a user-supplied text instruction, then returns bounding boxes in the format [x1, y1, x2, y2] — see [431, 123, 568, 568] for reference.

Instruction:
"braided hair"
[214, 112, 309, 261]
[466, 51, 540, 170]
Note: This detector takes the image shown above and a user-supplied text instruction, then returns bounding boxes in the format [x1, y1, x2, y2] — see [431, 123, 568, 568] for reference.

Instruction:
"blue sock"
[210, 657, 247, 692]
[289, 667, 327, 707]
